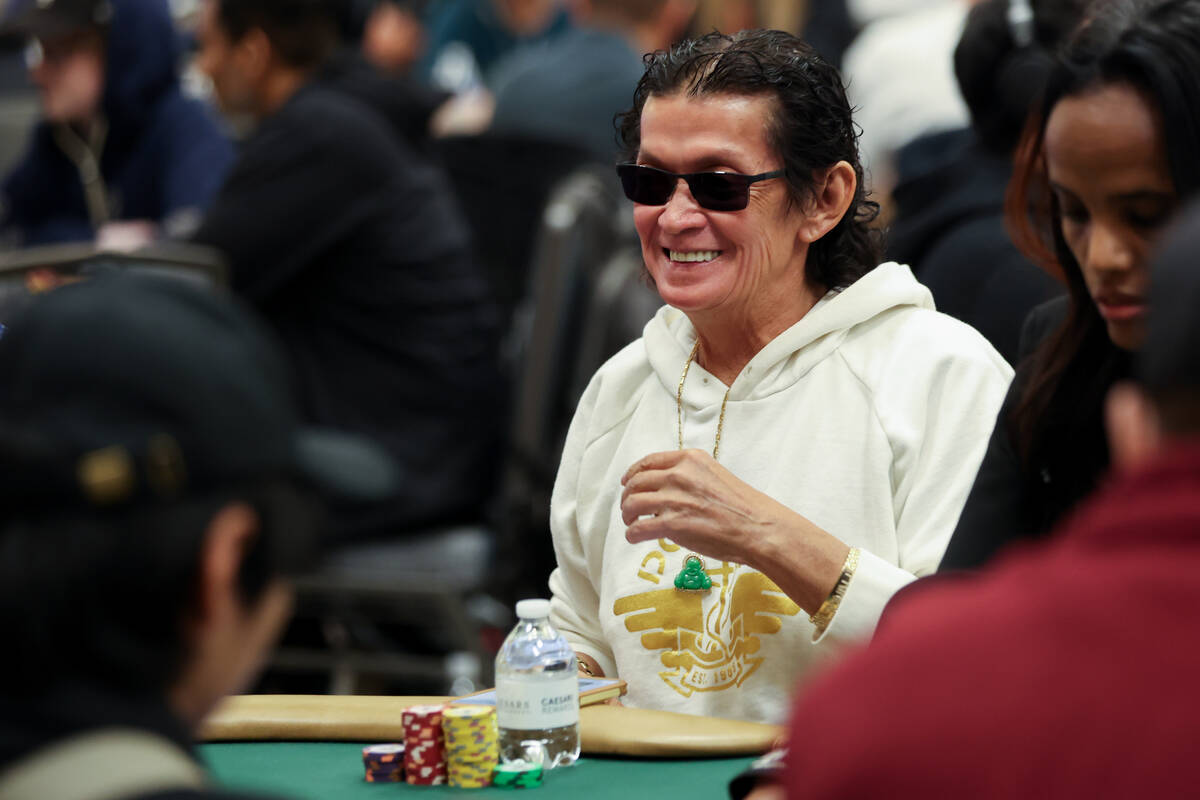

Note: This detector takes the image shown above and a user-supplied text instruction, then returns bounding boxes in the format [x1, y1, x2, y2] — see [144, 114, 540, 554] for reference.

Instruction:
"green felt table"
[202, 741, 753, 799]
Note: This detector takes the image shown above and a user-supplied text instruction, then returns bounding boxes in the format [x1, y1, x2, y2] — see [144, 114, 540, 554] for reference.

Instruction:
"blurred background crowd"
[0, 0, 1096, 697]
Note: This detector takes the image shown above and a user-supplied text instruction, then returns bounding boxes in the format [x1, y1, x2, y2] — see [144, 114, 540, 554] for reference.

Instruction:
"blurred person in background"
[885, 0, 1082, 363]
[841, 0, 972, 203]
[0, 275, 391, 799]
[323, 0, 454, 151]
[689, 0, 806, 42]
[418, 0, 569, 92]
[782, 198, 1200, 799]
[487, 0, 695, 160]
[0, 0, 233, 248]
[941, 0, 1200, 569]
[360, 0, 426, 73]
[0, 16, 39, 177]
[192, 0, 503, 541]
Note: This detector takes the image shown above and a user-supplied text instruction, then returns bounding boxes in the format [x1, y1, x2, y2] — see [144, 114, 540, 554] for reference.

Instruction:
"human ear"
[234, 27, 273, 84]
[797, 161, 856, 245]
[1105, 382, 1165, 472]
[190, 502, 261, 631]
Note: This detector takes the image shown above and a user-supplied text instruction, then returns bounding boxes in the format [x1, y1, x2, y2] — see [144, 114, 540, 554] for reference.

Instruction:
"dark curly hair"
[616, 29, 882, 291]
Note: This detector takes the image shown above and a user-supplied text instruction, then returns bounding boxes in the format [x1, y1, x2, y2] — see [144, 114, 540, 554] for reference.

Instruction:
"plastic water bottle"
[494, 599, 581, 768]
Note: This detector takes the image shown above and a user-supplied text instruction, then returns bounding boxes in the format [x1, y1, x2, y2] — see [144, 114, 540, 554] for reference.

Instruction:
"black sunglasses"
[616, 163, 785, 211]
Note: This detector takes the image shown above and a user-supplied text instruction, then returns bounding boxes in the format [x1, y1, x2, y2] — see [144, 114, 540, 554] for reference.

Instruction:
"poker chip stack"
[403, 704, 449, 785]
[361, 744, 405, 782]
[441, 704, 500, 788]
[492, 760, 545, 789]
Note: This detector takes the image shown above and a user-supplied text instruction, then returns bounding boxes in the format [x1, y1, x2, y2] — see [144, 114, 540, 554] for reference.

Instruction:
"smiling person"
[547, 29, 1013, 723]
[939, 0, 1200, 571]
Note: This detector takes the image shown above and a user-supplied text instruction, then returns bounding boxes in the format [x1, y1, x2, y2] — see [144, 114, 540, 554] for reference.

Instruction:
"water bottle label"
[495, 676, 580, 730]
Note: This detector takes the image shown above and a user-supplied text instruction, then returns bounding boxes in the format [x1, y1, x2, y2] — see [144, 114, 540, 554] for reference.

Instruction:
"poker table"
[199, 695, 776, 799]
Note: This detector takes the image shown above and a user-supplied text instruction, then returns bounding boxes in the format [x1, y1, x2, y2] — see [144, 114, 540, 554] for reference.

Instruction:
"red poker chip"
[405, 745, 446, 772]
[403, 704, 448, 778]
[405, 763, 448, 786]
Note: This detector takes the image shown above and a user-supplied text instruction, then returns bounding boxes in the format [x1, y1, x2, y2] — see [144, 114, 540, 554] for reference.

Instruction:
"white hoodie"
[548, 263, 1013, 723]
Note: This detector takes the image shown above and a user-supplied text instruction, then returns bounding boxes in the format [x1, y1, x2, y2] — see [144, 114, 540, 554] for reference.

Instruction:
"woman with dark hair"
[941, 0, 1200, 570]
[547, 29, 1011, 723]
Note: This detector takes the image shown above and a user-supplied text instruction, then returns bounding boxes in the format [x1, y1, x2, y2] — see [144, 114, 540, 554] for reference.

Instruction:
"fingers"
[620, 449, 736, 546]
[619, 465, 681, 508]
[621, 448, 701, 485]
[620, 449, 725, 537]
[620, 486, 680, 526]
[619, 451, 697, 510]
[624, 512, 674, 544]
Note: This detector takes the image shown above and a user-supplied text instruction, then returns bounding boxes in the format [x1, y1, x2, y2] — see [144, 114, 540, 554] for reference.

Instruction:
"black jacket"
[317, 50, 449, 154]
[940, 296, 1131, 569]
[193, 83, 503, 539]
[886, 128, 1062, 364]
[0, 684, 280, 800]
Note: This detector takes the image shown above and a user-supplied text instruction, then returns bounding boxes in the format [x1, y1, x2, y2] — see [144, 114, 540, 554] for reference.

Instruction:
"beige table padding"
[200, 695, 781, 757]
[575, 704, 780, 757]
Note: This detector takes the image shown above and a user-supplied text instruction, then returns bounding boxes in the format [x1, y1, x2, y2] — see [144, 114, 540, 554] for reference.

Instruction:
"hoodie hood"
[644, 262, 934, 405]
[886, 128, 1012, 269]
[101, 0, 180, 142]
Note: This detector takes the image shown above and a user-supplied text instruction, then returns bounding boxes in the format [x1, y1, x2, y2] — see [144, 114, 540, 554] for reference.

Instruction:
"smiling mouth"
[664, 249, 721, 263]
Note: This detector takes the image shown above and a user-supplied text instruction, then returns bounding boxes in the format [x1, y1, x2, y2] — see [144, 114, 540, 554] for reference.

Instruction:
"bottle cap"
[515, 598, 551, 619]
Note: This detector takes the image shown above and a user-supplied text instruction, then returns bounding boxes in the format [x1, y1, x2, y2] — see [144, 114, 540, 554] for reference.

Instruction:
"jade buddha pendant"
[674, 554, 713, 592]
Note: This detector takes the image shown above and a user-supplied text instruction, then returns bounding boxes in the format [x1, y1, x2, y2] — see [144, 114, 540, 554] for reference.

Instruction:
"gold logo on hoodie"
[614, 551, 800, 697]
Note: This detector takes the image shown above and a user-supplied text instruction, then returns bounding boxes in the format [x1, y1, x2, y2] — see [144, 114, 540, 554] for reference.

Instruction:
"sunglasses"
[616, 163, 785, 211]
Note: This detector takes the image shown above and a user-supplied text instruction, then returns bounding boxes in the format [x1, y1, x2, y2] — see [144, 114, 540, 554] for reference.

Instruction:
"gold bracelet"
[578, 657, 596, 677]
[809, 547, 861, 639]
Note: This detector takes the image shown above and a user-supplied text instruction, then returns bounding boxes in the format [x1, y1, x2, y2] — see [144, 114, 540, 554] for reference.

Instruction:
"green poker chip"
[492, 760, 544, 788]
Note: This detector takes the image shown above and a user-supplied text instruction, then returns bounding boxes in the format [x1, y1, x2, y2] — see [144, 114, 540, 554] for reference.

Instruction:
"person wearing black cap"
[0, 0, 233, 246]
[0, 275, 392, 799]
[772, 202, 1200, 798]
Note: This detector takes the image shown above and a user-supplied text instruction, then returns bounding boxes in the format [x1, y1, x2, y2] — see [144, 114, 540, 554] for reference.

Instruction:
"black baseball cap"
[1, 0, 112, 40]
[1138, 199, 1200, 395]
[0, 274, 396, 513]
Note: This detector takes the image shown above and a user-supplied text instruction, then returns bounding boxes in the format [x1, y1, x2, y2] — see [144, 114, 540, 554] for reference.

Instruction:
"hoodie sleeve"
[548, 373, 618, 679]
[816, 312, 1014, 643]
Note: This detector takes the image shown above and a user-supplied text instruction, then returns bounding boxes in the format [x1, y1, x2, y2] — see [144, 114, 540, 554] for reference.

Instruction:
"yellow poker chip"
[443, 704, 494, 717]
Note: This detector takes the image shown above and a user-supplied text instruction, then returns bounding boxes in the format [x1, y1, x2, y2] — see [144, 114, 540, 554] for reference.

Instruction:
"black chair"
[496, 165, 651, 601]
[432, 132, 599, 321]
[0, 242, 229, 326]
[274, 523, 501, 695]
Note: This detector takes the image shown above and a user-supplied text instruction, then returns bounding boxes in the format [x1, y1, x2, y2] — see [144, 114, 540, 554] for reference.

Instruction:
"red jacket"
[785, 441, 1200, 798]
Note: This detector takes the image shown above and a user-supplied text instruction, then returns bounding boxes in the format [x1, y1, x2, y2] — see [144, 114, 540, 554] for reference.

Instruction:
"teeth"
[669, 250, 720, 262]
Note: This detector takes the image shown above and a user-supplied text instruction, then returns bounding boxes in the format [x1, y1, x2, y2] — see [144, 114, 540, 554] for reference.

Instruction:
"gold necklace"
[676, 339, 731, 460]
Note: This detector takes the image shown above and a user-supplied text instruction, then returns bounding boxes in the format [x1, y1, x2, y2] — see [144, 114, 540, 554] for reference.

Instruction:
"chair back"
[0, 242, 228, 327]
[498, 165, 645, 597]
